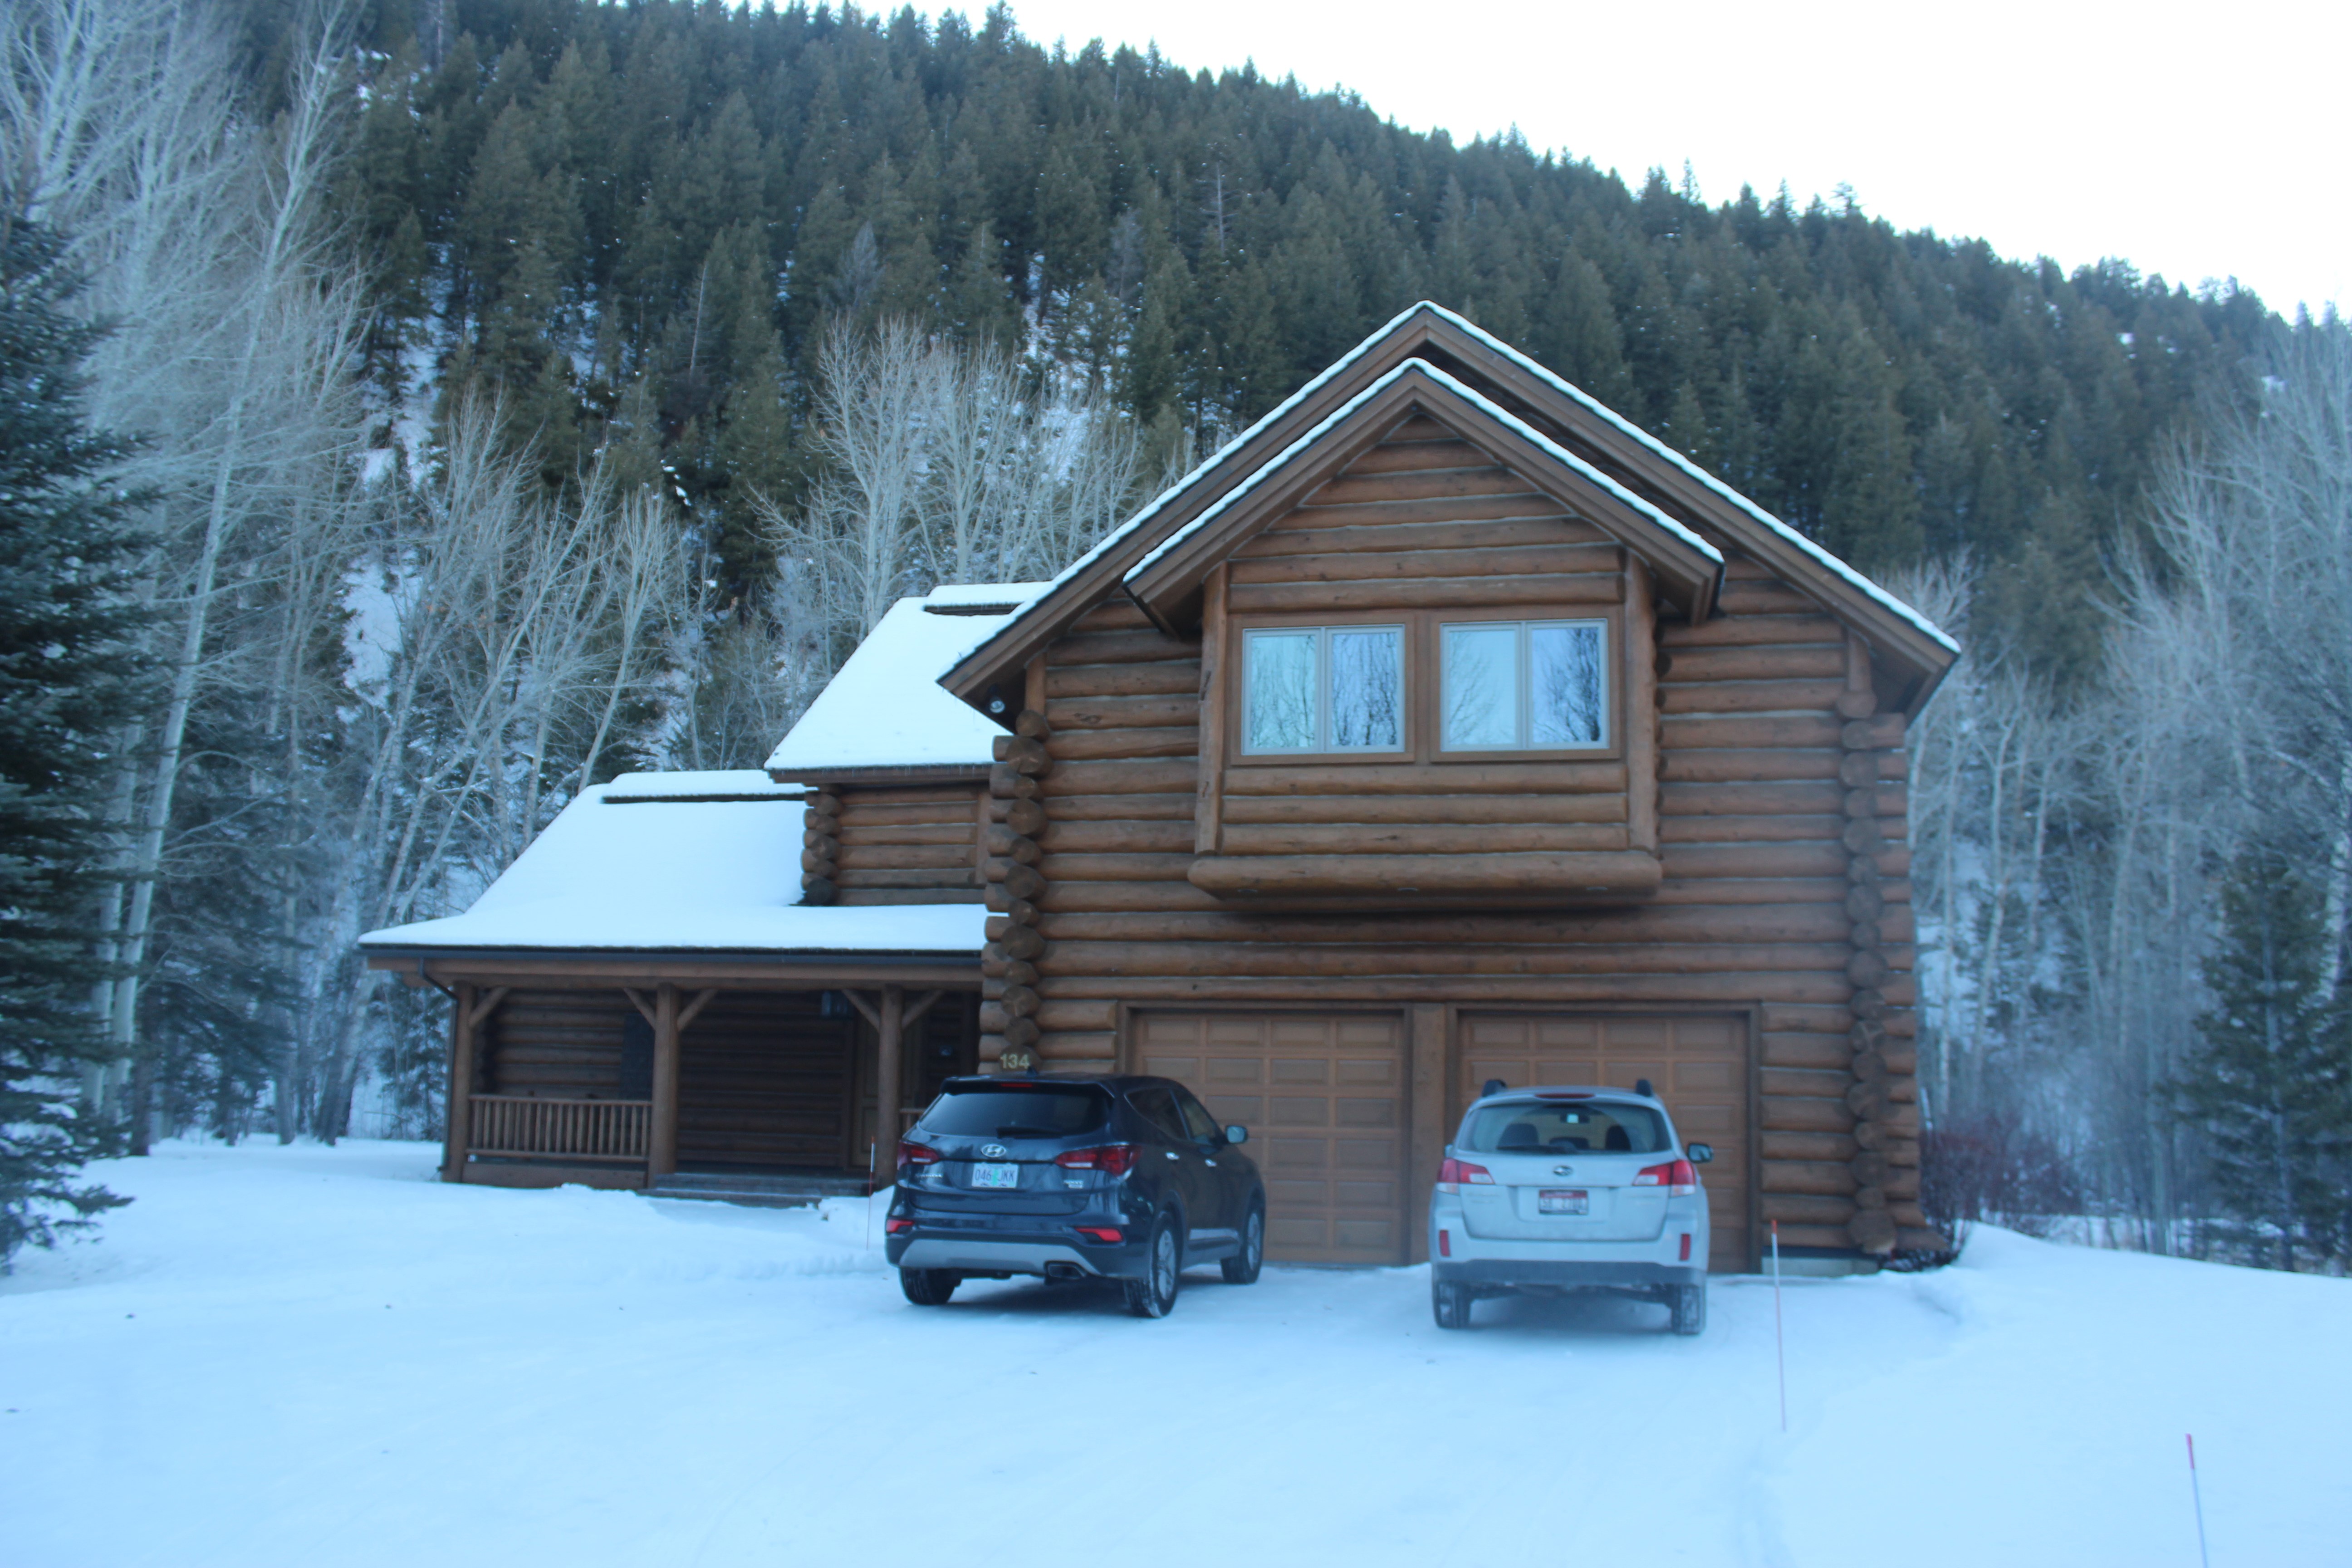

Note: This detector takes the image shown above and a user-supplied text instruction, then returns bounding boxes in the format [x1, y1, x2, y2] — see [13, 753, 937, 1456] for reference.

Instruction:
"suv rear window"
[917, 1086, 1110, 1139]
[1461, 1100, 1671, 1156]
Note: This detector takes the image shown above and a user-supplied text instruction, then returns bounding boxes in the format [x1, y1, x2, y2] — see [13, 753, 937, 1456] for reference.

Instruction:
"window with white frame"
[1241, 625, 1406, 754]
[1440, 618, 1608, 750]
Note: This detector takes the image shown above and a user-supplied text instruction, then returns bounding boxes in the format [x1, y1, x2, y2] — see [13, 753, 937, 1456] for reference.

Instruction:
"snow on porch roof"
[357, 771, 986, 956]
[764, 584, 1047, 778]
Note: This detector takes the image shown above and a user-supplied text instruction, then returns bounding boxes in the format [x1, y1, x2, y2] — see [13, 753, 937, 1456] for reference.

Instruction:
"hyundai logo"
[1553, 1164, 1574, 1176]
[981, 1142, 1007, 1158]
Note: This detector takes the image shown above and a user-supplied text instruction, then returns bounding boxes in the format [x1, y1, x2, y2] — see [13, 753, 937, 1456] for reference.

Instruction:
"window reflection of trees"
[1329, 629, 1401, 749]
[1530, 623, 1604, 745]
[1244, 632, 1317, 750]
[1442, 625, 1516, 750]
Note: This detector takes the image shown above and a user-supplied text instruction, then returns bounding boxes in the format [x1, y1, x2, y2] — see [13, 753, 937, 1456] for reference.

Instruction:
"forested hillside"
[298, 0, 2268, 672]
[9, 0, 2342, 1272]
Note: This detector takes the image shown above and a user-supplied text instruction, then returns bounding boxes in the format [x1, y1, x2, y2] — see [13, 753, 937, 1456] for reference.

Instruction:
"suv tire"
[1221, 1199, 1265, 1285]
[1122, 1215, 1181, 1318]
[1432, 1279, 1471, 1329]
[900, 1267, 959, 1307]
[1668, 1282, 1706, 1336]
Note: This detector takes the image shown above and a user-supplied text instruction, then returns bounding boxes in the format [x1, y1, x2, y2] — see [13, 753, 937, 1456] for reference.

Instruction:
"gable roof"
[765, 583, 1047, 783]
[942, 301, 1959, 718]
[1121, 357, 1724, 626]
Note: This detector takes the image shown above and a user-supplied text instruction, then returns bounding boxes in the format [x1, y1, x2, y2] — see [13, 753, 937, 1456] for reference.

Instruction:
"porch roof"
[358, 771, 986, 957]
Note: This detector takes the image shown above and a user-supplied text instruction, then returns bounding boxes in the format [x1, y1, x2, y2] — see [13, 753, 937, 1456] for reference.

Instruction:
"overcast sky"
[949, 0, 2346, 318]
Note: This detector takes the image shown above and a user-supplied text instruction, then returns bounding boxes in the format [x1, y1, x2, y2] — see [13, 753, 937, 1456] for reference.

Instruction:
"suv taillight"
[1635, 1159, 1697, 1196]
[1437, 1157, 1494, 1193]
[1054, 1144, 1137, 1177]
[897, 1141, 941, 1168]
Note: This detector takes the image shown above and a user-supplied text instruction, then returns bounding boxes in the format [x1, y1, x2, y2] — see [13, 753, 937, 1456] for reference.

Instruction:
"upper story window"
[1440, 618, 1609, 751]
[1241, 625, 1405, 754]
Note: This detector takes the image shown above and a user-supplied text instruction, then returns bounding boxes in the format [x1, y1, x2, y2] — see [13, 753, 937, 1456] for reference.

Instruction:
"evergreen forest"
[311, 0, 2271, 676]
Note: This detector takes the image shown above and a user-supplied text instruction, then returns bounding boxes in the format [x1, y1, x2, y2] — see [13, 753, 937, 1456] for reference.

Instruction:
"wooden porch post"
[649, 982, 681, 1179]
[441, 983, 508, 1183]
[442, 982, 477, 1183]
[874, 984, 906, 1176]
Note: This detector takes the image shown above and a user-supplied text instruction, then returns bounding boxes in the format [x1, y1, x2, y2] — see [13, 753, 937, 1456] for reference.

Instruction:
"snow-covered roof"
[1126, 357, 1723, 580]
[358, 772, 985, 955]
[1415, 303, 1959, 655]
[765, 586, 1041, 777]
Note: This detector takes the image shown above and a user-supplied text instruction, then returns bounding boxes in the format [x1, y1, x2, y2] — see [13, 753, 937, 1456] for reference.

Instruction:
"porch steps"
[647, 1170, 870, 1210]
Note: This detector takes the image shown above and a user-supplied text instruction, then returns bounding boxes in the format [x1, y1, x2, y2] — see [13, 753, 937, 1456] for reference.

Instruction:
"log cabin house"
[363, 302, 1956, 1272]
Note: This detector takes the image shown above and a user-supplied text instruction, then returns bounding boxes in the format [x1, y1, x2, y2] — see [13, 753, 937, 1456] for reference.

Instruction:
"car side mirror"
[1686, 1142, 1714, 1165]
[1223, 1125, 1249, 1146]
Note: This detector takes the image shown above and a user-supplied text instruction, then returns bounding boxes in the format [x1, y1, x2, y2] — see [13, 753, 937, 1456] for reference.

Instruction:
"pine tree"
[0, 216, 145, 1265]
[2173, 852, 2352, 1269]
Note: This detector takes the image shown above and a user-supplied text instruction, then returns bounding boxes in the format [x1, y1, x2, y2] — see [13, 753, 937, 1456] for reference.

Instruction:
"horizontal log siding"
[831, 784, 985, 905]
[1210, 431, 1629, 848]
[483, 989, 628, 1098]
[1017, 540, 1918, 1264]
[675, 990, 860, 1169]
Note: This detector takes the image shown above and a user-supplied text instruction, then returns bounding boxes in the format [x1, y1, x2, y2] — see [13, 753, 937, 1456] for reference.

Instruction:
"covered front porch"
[386, 956, 982, 1196]
[356, 770, 989, 1200]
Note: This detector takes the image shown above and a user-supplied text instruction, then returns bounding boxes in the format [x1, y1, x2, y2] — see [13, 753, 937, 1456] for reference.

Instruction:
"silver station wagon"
[1428, 1082, 1714, 1334]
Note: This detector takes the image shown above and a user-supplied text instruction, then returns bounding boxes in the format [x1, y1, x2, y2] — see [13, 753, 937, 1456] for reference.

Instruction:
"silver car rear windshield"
[1462, 1100, 1671, 1156]
[918, 1086, 1110, 1139]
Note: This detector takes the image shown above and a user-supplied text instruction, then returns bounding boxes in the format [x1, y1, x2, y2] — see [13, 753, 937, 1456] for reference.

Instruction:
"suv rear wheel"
[1221, 1200, 1265, 1285]
[900, 1267, 959, 1307]
[1668, 1282, 1706, 1336]
[1432, 1279, 1471, 1329]
[1122, 1215, 1181, 1318]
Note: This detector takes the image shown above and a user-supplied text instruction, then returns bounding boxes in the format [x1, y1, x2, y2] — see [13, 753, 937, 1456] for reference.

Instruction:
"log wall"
[1206, 417, 1637, 862]
[482, 988, 629, 1098]
[826, 784, 987, 906]
[675, 990, 858, 1168]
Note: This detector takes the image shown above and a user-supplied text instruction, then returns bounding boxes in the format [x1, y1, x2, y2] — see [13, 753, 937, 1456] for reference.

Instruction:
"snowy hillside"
[4, 1142, 2343, 1566]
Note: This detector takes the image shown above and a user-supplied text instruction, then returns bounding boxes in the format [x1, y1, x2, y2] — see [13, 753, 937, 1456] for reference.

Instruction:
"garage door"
[1458, 1013, 1751, 1272]
[1135, 1012, 1407, 1265]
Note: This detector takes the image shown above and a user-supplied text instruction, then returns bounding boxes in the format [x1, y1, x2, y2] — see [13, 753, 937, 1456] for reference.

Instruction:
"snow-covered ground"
[5, 1142, 2344, 1567]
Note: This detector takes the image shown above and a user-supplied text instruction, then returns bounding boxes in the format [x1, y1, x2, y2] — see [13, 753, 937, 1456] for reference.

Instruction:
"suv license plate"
[1539, 1189, 1589, 1215]
[971, 1162, 1019, 1190]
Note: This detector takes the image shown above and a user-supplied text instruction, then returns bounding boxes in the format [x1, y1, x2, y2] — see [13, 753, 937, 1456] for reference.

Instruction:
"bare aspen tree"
[6, 0, 370, 1140]
[768, 317, 1153, 662]
[798, 317, 932, 638]
[298, 401, 687, 1136]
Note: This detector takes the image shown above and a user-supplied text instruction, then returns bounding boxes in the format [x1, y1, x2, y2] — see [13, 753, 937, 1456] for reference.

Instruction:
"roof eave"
[1123, 360, 1725, 626]
[765, 762, 993, 787]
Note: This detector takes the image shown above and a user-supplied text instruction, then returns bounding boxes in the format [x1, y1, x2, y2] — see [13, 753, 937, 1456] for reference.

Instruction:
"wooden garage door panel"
[1459, 1013, 1752, 1272]
[1138, 1012, 1406, 1265]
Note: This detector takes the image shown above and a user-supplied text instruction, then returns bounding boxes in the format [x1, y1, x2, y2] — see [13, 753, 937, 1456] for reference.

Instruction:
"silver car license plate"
[1539, 1188, 1589, 1215]
[971, 1161, 1019, 1190]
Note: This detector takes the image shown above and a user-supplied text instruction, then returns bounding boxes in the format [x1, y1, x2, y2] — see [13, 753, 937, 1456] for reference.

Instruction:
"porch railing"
[468, 1095, 651, 1163]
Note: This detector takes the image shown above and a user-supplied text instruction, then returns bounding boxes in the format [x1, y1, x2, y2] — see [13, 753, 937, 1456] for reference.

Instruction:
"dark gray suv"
[884, 1074, 1265, 1318]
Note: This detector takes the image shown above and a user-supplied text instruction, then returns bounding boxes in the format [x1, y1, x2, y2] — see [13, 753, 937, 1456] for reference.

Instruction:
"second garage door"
[1457, 1012, 1753, 1272]
[1133, 1012, 1407, 1265]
